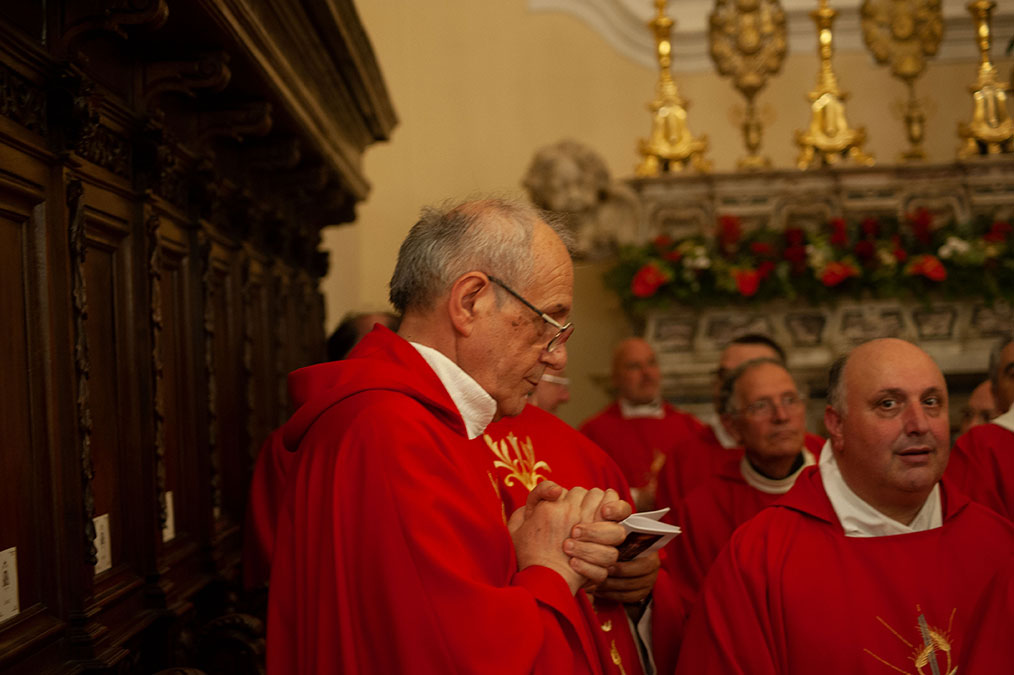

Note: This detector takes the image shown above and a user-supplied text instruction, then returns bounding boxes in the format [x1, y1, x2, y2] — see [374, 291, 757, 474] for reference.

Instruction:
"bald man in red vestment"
[580, 338, 715, 511]
[676, 338, 1014, 674]
[946, 335, 1014, 520]
[266, 199, 631, 674]
[664, 358, 823, 639]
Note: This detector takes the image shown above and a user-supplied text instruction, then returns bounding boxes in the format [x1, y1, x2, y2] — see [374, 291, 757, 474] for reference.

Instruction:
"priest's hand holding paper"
[594, 551, 660, 605]
[509, 482, 625, 594]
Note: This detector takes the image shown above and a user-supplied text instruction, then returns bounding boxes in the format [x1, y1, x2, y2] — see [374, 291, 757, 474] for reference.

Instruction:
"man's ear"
[447, 272, 489, 337]
[824, 404, 844, 450]
[720, 413, 743, 445]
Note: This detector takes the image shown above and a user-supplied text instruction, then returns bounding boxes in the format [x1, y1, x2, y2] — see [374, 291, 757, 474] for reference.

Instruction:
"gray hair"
[989, 335, 1014, 387]
[719, 357, 790, 415]
[388, 198, 573, 313]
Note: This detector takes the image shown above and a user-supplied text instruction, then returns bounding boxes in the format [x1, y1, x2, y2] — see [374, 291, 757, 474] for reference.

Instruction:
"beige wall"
[323, 0, 1012, 427]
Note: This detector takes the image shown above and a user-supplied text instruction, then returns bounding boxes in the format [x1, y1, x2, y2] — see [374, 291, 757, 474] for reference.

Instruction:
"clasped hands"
[508, 481, 659, 603]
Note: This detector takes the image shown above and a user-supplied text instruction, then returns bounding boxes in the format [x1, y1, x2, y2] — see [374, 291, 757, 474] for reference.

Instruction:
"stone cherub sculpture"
[523, 139, 641, 258]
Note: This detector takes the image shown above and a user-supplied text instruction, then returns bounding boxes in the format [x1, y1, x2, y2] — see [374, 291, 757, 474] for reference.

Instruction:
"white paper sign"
[162, 490, 176, 543]
[0, 547, 19, 622]
[94, 513, 112, 575]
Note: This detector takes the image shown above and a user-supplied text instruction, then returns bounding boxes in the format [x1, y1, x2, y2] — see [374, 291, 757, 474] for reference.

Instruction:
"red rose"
[853, 240, 875, 261]
[664, 249, 683, 262]
[733, 268, 761, 297]
[861, 217, 879, 238]
[984, 220, 1012, 243]
[907, 207, 933, 245]
[907, 254, 947, 282]
[653, 234, 675, 250]
[631, 262, 668, 298]
[719, 215, 742, 253]
[757, 260, 776, 279]
[784, 244, 808, 273]
[820, 261, 859, 287]
[829, 218, 848, 247]
[891, 235, 908, 263]
[784, 227, 806, 247]
[749, 241, 775, 257]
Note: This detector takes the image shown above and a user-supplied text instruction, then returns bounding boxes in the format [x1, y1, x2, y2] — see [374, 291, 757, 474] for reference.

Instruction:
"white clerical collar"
[619, 398, 664, 419]
[410, 342, 496, 440]
[818, 440, 942, 537]
[992, 402, 1014, 434]
[740, 448, 815, 494]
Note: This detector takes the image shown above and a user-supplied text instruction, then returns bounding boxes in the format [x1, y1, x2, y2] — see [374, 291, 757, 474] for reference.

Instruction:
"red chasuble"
[484, 405, 682, 675]
[580, 402, 716, 498]
[945, 422, 1014, 521]
[960, 555, 1014, 671]
[675, 468, 1014, 675]
[243, 428, 296, 589]
[267, 327, 596, 674]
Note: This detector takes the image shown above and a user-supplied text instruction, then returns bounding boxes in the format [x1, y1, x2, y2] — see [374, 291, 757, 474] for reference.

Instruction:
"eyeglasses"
[487, 275, 574, 353]
[735, 393, 805, 420]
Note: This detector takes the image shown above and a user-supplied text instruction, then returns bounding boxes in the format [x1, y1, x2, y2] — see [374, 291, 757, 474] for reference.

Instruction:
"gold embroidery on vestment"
[863, 606, 958, 675]
[600, 619, 613, 632]
[487, 471, 507, 525]
[485, 431, 551, 491]
[610, 640, 627, 675]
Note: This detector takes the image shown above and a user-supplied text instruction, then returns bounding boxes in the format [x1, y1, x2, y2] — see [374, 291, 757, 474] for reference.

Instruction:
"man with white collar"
[267, 199, 630, 674]
[664, 358, 822, 635]
[675, 338, 1014, 674]
[580, 337, 713, 510]
[946, 334, 1014, 520]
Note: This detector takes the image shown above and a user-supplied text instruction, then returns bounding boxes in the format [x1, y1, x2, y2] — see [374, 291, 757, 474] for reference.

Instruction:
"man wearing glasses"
[676, 339, 1014, 674]
[266, 199, 630, 674]
[662, 358, 822, 643]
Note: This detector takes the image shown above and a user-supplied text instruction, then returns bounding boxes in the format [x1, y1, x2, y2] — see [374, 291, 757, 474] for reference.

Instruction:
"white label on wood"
[0, 547, 19, 622]
[94, 513, 112, 575]
[162, 490, 176, 543]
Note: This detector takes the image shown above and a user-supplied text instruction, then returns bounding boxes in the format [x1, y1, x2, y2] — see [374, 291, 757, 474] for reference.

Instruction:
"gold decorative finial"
[957, 0, 1013, 157]
[709, 0, 788, 170]
[795, 0, 875, 169]
[636, 0, 710, 176]
[860, 0, 943, 161]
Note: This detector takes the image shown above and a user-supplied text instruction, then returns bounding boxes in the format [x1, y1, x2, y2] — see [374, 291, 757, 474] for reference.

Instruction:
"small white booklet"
[617, 508, 681, 561]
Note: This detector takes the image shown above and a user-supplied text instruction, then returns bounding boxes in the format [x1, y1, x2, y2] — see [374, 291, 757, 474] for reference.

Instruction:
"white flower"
[877, 249, 897, 267]
[938, 236, 971, 259]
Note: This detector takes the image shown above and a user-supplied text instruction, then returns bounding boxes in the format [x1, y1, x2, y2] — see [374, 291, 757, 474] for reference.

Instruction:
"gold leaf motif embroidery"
[487, 471, 507, 526]
[484, 431, 551, 492]
[600, 619, 613, 632]
[863, 606, 958, 675]
[610, 640, 627, 675]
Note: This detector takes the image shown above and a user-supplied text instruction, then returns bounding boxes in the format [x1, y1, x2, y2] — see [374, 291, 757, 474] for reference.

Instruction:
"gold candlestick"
[795, 0, 875, 169]
[636, 0, 710, 176]
[957, 0, 1013, 157]
[860, 0, 943, 161]
[709, 0, 788, 170]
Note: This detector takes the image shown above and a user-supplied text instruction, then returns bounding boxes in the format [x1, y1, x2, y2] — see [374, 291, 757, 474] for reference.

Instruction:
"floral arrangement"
[604, 209, 1014, 314]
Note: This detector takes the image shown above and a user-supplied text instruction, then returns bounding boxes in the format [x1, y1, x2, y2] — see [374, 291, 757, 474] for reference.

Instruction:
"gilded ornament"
[636, 0, 710, 176]
[957, 0, 1013, 157]
[709, 0, 788, 169]
[861, 0, 943, 161]
[485, 432, 551, 492]
[795, 0, 875, 169]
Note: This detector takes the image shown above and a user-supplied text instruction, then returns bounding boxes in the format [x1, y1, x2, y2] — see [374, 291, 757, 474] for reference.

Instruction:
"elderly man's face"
[725, 363, 806, 462]
[476, 221, 572, 419]
[993, 341, 1014, 414]
[713, 342, 781, 413]
[613, 339, 661, 406]
[826, 339, 950, 513]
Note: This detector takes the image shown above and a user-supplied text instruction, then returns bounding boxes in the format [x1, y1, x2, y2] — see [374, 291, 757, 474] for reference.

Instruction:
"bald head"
[612, 338, 661, 405]
[824, 338, 950, 524]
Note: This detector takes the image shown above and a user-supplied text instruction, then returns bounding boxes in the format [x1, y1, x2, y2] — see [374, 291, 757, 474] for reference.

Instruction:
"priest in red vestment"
[485, 394, 683, 675]
[675, 338, 1014, 674]
[945, 335, 1014, 520]
[267, 199, 632, 674]
[580, 338, 715, 511]
[664, 358, 823, 639]
[960, 555, 1014, 671]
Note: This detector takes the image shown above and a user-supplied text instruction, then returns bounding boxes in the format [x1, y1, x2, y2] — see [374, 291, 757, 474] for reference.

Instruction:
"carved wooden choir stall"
[0, 1, 395, 673]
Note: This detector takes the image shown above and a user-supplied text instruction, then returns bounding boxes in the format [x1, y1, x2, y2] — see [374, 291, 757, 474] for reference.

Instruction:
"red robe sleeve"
[267, 392, 595, 674]
[961, 556, 1014, 672]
